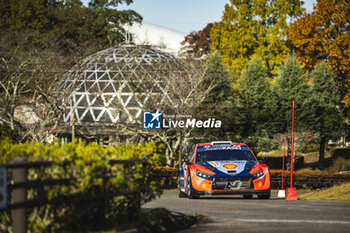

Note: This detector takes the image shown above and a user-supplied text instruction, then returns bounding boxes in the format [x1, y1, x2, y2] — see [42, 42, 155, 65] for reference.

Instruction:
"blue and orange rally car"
[178, 141, 270, 199]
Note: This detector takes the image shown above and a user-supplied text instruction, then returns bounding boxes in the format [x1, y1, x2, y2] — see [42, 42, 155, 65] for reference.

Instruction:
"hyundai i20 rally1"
[177, 141, 270, 199]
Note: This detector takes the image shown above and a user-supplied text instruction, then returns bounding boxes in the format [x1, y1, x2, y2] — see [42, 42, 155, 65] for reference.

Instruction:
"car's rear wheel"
[186, 176, 199, 199]
[243, 194, 253, 199]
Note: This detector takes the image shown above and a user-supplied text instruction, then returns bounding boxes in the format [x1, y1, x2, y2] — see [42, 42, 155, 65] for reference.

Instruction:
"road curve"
[143, 191, 350, 233]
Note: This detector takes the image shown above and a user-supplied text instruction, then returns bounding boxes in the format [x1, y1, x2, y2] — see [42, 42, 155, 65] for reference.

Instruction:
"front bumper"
[190, 172, 271, 194]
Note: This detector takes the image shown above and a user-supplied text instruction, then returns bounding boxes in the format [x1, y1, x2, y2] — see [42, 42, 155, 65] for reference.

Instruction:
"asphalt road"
[143, 191, 350, 233]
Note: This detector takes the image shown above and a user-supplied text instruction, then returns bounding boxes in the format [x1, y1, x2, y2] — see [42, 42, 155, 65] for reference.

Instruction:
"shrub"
[245, 136, 279, 155]
[0, 123, 19, 142]
[327, 157, 350, 173]
[0, 139, 163, 232]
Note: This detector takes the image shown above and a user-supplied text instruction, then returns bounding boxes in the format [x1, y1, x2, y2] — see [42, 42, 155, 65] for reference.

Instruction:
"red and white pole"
[282, 133, 286, 190]
[286, 101, 298, 200]
[278, 133, 287, 198]
[290, 100, 295, 188]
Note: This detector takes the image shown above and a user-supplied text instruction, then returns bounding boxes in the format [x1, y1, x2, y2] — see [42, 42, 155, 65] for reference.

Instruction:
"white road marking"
[232, 219, 350, 224]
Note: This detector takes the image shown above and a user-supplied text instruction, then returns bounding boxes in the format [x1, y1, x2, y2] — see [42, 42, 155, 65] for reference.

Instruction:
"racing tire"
[178, 186, 187, 198]
[186, 176, 199, 199]
[243, 194, 253, 199]
[177, 176, 187, 198]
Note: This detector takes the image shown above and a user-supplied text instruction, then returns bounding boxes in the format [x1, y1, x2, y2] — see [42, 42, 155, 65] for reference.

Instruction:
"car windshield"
[196, 149, 255, 163]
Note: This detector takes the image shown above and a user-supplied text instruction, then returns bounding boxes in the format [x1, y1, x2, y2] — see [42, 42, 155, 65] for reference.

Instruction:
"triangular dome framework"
[60, 44, 183, 125]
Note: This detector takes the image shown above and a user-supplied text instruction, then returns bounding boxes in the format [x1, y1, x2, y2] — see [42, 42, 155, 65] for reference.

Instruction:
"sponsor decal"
[223, 164, 238, 169]
[197, 146, 249, 151]
[208, 161, 220, 167]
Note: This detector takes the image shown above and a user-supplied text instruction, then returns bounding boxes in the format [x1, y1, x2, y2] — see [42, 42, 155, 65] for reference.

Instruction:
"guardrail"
[0, 157, 148, 233]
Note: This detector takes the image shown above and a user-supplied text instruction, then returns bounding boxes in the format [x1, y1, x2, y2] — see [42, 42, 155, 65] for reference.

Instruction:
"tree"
[0, 0, 55, 31]
[0, 122, 19, 142]
[52, 0, 142, 47]
[0, 46, 34, 133]
[271, 56, 309, 135]
[210, 0, 304, 75]
[237, 58, 272, 138]
[234, 58, 280, 155]
[204, 52, 232, 104]
[0, 0, 142, 48]
[288, 0, 350, 107]
[0, 30, 99, 142]
[270, 56, 309, 165]
[181, 23, 213, 58]
[191, 52, 234, 141]
[306, 63, 344, 169]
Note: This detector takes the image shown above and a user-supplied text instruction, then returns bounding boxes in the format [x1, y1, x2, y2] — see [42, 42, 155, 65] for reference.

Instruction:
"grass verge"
[299, 182, 350, 201]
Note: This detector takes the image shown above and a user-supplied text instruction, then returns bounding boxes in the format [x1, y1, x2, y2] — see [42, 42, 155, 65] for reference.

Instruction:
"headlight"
[196, 170, 213, 179]
[252, 170, 264, 178]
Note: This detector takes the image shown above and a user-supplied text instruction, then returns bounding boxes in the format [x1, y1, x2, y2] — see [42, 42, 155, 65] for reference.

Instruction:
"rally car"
[178, 141, 270, 199]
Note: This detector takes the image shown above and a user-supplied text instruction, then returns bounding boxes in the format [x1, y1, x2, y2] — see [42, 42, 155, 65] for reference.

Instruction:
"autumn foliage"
[288, 0, 350, 107]
[210, 0, 304, 75]
[181, 23, 213, 58]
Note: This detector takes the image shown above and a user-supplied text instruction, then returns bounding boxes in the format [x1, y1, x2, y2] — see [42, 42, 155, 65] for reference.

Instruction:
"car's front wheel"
[178, 188, 187, 198]
[178, 182, 187, 198]
[186, 176, 199, 199]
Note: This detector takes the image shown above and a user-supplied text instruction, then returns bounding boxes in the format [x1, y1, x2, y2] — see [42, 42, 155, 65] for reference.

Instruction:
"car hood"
[206, 160, 254, 175]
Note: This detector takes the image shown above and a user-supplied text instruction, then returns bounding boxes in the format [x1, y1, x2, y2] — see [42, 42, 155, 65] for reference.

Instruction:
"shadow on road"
[193, 196, 279, 200]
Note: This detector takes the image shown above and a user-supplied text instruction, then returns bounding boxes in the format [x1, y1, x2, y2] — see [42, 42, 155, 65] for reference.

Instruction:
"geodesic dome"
[59, 44, 183, 124]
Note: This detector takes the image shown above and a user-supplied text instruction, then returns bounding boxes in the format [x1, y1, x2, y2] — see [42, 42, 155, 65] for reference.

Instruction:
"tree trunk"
[319, 137, 326, 170]
[179, 131, 183, 168]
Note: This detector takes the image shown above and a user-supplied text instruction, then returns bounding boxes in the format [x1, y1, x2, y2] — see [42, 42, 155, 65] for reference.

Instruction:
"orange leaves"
[288, 0, 350, 106]
[344, 93, 350, 108]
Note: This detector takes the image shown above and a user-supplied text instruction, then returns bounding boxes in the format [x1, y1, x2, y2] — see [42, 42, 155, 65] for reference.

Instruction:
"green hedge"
[0, 139, 164, 232]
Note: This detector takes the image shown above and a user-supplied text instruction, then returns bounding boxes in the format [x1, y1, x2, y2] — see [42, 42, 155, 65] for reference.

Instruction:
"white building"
[123, 22, 185, 55]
